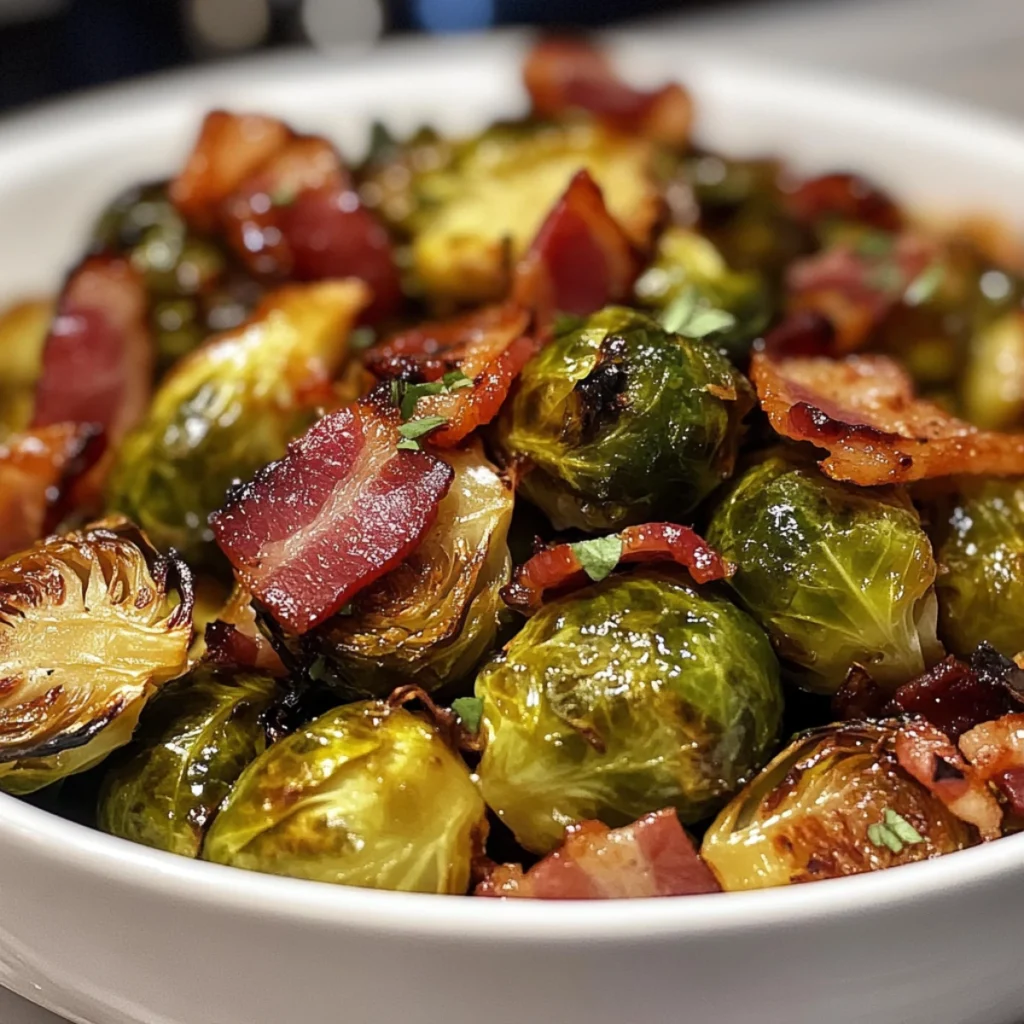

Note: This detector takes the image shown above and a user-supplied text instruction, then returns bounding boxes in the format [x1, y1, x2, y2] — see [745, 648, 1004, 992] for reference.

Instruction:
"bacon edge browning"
[751, 346, 1024, 485]
[524, 38, 694, 148]
[475, 809, 719, 899]
[210, 404, 454, 635]
[502, 522, 733, 615]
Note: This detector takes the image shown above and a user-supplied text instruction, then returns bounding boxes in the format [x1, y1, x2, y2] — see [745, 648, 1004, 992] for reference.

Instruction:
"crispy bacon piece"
[783, 173, 904, 232]
[32, 257, 152, 499]
[524, 38, 694, 148]
[512, 170, 642, 327]
[959, 714, 1024, 818]
[172, 113, 402, 323]
[786, 234, 936, 352]
[203, 587, 287, 677]
[502, 523, 733, 615]
[751, 346, 1024, 485]
[366, 303, 535, 447]
[0, 424, 103, 559]
[210, 404, 454, 635]
[476, 810, 719, 899]
[894, 718, 1003, 840]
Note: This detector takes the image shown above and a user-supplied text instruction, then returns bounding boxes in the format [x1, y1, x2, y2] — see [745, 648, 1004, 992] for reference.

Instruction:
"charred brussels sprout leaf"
[475, 570, 783, 854]
[706, 450, 942, 693]
[107, 280, 369, 562]
[97, 668, 280, 857]
[498, 306, 752, 531]
[0, 520, 193, 794]
[203, 702, 487, 893]
[310, 443, 513, 696]
[701, 722, 974, 890]
[933, 478, 1024, 658]
[635, 227, 773, 360]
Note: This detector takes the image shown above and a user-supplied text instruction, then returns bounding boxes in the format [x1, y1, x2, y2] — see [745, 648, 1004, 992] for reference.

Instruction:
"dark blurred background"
[0, 0, 760, 113]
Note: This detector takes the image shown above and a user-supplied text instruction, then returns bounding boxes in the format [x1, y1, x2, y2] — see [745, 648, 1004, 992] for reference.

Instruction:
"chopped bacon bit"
[959, 714, 1024, 817]
[524, 38, 694, 148]
[170, 110, 292, 233]
[783, 173, 904, 232]
[751, 347, 1024, 485]
[366, 303, 535, 447]
[203, 587, 287, 677]
[0, 424, 104, 559]
[476, 809, 719, 899]
[210, 404, 454, 635]
[786, 234, 936, 352]
[894, 718, 1003, 840]
[32, 257, 151, 500]
[502, 522, 733, 615]
[513, 170, 642, 327]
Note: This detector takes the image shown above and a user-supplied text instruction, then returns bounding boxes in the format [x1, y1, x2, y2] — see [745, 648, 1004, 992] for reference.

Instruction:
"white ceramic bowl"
[2, 31, 1024, 1024]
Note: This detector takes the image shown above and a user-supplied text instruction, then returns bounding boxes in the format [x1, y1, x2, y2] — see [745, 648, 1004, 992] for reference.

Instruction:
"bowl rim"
[2, 28, 1024, 940]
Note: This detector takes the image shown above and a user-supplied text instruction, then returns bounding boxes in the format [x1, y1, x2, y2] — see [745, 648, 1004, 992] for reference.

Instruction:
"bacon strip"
[751, 346, 1024, 485]
[524, 38, 694, 147]
[366, 303, 536, 447]
[210, 404, 454, 634]
[0, 424, 104, 559]
[502, 523, 733, 615]
[959, 714, 1024, 818]
[203, 587, 287, 677]
[513, 170, 641, 327]
[783, 173, 904, 232]
[476, 810, 718, 899]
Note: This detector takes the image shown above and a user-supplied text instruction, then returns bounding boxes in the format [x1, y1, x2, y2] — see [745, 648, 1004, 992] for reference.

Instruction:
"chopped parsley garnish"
[451, 696, 484, 735]
[867, 808, 924, 854]
[570, 535, 624, 583]
[396, 415, 448, 450]
[660, 287, 737, 338]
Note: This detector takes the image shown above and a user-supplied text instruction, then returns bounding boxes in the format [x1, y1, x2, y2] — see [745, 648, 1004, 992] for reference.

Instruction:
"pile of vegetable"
[4, 38, 1024, 899]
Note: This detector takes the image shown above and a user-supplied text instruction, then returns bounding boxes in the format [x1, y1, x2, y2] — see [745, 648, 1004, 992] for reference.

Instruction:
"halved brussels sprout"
[634, 227, 773, 360]
[701, 722, 974, 890]
[961, 311, 1024, 431]
[933, 477, 1024, 658]
[706, 449, 942, 694]
[98, 667, 279, 857]
[475, 569, 783, 854]
[107, 279, 369, 562]
[0, 299, 52, 440]
[498, 306, 752, 531]
[398, 121, 661, 305]
[311, 442, 513, 696]
[203, 702, 487, 893]
[0, 520, 193, 794]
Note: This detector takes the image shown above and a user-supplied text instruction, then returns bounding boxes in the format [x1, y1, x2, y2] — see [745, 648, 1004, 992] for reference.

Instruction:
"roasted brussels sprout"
[498, 306, 752, 531]
[933, 477, 1024, 658]
[475, 570, 783, 854]
[311, 443, 513, 696]
[0, 299, 51, 439]
[961, 311, 1024, 430]
[203, 702, 487, 893]
[107, 279, 369, 562]
[701, 722, 974, 890]
[0, 520, 193, 794]
[706, 450, 942, 693]
[634, 227, 773, 360]
[98, 668, 279, 857]
[375, 121, 661, 305]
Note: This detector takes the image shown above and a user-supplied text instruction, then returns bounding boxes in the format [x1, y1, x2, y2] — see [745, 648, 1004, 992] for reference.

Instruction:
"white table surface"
[4, 0, 1024, 1019]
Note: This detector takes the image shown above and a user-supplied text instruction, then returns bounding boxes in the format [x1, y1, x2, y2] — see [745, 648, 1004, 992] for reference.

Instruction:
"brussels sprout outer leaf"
[211, 403, 454, 634]
[98, 669, 280, 857]
[0, 519, 193, 794]
[752, 345, 1024, 484]
[503, 522, 733, 615]
[0, 424, 104, 559]
[523, 38, 693, 147]
[476, 809, 719, 899]
[203, 702, 487, 893]
[513, 169, 641, 326]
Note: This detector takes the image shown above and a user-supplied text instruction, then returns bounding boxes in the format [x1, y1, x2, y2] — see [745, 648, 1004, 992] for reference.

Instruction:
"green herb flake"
[350, 327, 377, 351]
[398, 415, 448, 441]
[867, 808, 924, 855]
[569, 535, 625, 583]
[660, 288, 699, 334]
[903, 263, 946, 306]
[883, 808, 924, 845]
[270, 185, 299, 208]
[396, 371, 473, 419]
[452, 696, 484, 735]
[866, 263, 905, 295]
[396, 437, 422, 451]
[660, 287, 736, 339]
[855, 231, 896, 259]
[684, 308, 738, 339]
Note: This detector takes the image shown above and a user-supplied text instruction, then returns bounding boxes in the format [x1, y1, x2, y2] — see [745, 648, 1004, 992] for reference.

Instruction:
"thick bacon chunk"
[0, 424, 103, 558]
[783, 173, 904, 232]
[513, 170, 641, 326]
[210, 405, 454, 634]
[366, 303, 535, 447]
[502, 522, 733, 615]
[959, 714, 1024, 818]
[524, 38, 694, 147]
[751, 346, 1024, 485]
[476, 810, 719, 899]
[203, 587, 287, 677]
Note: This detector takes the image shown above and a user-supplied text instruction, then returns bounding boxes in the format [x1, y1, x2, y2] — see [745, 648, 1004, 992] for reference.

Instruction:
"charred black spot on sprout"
[574, 335, 630, 443]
